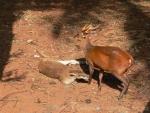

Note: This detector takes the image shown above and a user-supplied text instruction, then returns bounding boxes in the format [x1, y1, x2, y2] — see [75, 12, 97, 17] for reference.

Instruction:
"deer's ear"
[86, 24, 93, 30]
[82, 24, 89, 31]
[82, 24, 92, 32]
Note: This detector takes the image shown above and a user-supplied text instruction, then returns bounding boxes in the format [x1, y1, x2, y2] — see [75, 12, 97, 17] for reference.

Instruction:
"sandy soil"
[0, 0, 150, 113]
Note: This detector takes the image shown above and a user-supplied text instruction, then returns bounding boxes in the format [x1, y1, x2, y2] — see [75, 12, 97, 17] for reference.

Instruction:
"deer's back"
[85, 46, 133, 75]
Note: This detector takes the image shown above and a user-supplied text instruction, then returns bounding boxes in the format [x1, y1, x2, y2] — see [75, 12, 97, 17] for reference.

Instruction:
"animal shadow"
[76, 58, 123, 91]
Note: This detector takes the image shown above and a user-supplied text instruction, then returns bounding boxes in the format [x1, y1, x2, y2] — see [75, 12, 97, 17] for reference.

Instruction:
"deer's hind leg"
[113, 72, 129, 100]
[98, 72, 104, 91]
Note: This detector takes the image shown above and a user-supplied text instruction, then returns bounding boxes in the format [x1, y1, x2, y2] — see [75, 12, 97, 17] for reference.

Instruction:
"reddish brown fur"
[86, 46, 133, 76]
[81, 24, 134, 99]
[85, 42, 134, 99]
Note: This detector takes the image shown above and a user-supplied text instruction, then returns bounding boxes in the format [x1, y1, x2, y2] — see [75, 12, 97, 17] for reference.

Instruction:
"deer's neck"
[84, 37, 93, 53]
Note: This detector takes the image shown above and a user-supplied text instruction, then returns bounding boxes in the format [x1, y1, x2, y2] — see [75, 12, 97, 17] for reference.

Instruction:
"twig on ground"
[0, 90, 27, 111]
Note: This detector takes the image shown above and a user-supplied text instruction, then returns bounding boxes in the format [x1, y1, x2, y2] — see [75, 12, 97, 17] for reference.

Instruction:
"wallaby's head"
[60, 71, 78, 85]
[61, 71, 89, 85]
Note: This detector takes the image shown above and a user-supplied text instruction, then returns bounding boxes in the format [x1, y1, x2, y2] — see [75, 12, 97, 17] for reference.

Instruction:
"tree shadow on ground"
[122, 0, 150, 97]
[0, 0, 106, 80]
[51, 0, 103, 38]
[75, 0, 150, 96]
[123, 0, 150, 63]
[0, 0, 66, 80]
[0, 0, 18, 80]
[143, 101, 150, 113]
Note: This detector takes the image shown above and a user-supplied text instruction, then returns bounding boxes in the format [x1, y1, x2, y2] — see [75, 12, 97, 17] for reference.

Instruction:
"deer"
[79, 24, 134, 99]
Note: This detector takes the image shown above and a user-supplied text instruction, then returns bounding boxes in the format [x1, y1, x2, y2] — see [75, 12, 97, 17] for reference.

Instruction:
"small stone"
[27, 39, 33, 44]
[96, 106, 101, 111]
[93, 91, 97, 94]
[36, 98, 41, 103]
[85, 99, 92, 104]
[49, 80, 57, 85]
[31, 78, 35, 82]
[33, 54, 40, 58]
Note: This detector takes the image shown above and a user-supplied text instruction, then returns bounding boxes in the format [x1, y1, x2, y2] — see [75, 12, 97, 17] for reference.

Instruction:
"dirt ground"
[0, 0, 150, 113]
